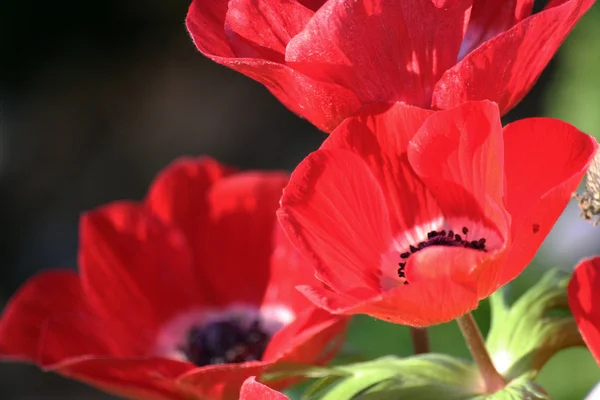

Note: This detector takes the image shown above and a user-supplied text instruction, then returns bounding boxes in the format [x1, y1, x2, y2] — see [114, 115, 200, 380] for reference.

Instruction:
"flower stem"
[410, 327, 430, 354]
[456, 313, 505, 393]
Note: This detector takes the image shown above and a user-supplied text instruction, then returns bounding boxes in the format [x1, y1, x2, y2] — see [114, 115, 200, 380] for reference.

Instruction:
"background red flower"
[0, 157, 348, 400]
[278, 101, 597, 326]
[568, 256, 600, 365]
[186, 0, 594, 132]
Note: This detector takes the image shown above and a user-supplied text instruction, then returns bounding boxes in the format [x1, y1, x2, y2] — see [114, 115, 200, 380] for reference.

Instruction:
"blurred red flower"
[240, 377, 289, 399]
[0, 158, 347, 400]
[186, 0, 594, 132]
[278, 101, 597, 326]
[568, 256, 600, 365]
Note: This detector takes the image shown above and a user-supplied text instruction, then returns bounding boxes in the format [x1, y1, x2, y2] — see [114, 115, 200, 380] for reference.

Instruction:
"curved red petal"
[146, 157, 235, 235]
[286, 0, 471, 108]
[56, 357, 194, 400]
[261, 224, 316, 315]
[432, 0, 595, 114]
[568, 257, 600, 366]
[186, 3, 361, 132]
[79, 202, 200, 343]
[298, 249, 481, 327]
[322, 102, 441, 235]
[0, 270, 83, 362]
[178, 361, 266, 400]
[263, 307, 348, 363]
[459, 0, 534, 59]
[240, 377, 289, 400]
[224, 0, 314, 60]
[278, 148, 391, 296]
[407, 101, 509, 238]
[186, 0, 235, 58]
[497, 118, 597, 291]
[193, 172, 288, 306]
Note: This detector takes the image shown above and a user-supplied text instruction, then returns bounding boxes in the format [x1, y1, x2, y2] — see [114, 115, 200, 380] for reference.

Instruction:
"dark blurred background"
[0, 1, 599, 399]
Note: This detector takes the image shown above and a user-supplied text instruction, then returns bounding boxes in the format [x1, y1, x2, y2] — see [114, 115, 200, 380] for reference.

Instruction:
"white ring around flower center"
[154, 304, 295, 362]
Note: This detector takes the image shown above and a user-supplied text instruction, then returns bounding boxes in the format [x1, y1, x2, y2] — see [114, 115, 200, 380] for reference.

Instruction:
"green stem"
[456, 313, 505, 393]
[410, 327, 430, 354]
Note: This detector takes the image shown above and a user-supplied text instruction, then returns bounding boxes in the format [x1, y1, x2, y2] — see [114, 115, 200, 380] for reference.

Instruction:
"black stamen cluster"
[183, 319, 269, 366]
[397, 226, 487, 280]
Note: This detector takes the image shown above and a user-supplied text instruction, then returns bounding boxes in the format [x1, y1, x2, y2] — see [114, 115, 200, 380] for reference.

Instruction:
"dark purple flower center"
[183, 319, 270, 366]
[397, 226, 487, 280]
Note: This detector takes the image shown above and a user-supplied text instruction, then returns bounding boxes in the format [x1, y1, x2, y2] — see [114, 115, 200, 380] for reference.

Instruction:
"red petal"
[407, 101, 509, 238]
[192, 172, 289, 306]
[568, 257, 600, 366]
[322, 102, 441, 235]
[263, 307, 348, 363]
[186, 2, 361, 132]
[79, 202, 200, 344]
[146, 157, 235, 232]
[224, 0, 314, 61]
[278, 148, 391, 296]
[0, 270, 83, 362]
[185, 0, 234, 58]
[56, 358, 194, 400]
[299, 248, 482, 327]
[497, 118, 597, 291]
[459, 0, 534, 59]
[432, 0, 594, 114]
[240, 377, 289, 400]
[261, 224, 316, 315]
[178, 361, 266, 400]
[286, 0, 472, 108]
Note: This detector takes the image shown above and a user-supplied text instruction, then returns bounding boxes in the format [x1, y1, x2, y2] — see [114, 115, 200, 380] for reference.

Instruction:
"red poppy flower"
[0, 157, 348, 400]
[240, 377, 289, 399]
[278, 100, 597, 326]
[568, 256, 600, 366]
[186, 0, 593, 132]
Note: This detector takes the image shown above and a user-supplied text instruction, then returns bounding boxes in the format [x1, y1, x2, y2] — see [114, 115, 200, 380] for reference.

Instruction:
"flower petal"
[286, 0, 472, 108]
[497, 118, 597, 290]
[432, 0, 595, 114]
[458, 0, 534, 59]
[185, 0, 234, 58]
[263, 307, 348, 363]
[278, 148, 391, 295]
[568, 257, 600, 366]
[79, 202, 200, 342]
[196, 171, 289, 305]
[0, 270, 83, 362]
[298, 250, 481, 327]
[261, 224, 316, 315]
[146, 157, 235, 243]
[56, 358, 194, 400]
[322, 102, 441, 235]
[186, 2, 361, 132]
[240, 377, 289, 400]
[178, 361, 266, 400]
[407, 101, 509, 239]
[224, 0, 314, 60]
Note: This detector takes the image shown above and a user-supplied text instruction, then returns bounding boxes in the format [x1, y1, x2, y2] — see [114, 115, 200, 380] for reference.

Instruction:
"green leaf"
[486, 269, 584, 381]
[299, 354, 481, 399]
[477, 378, 552, 400]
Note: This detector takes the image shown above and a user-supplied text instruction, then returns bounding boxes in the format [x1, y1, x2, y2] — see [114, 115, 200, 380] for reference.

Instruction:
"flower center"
[182, 319, 270, 366]
[397, 226, 487, 280]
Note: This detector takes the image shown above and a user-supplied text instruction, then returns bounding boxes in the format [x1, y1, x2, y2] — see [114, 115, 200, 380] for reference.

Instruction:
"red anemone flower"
[278, 101, 597, 326]
[568, 256, 600, 366]
[0, 157, 348, 400]
[186, 0, 594, 132]
[240, 376, 290, 399]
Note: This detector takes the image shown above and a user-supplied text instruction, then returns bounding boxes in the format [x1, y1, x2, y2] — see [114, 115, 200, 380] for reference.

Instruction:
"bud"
[575, 148, 600, 225]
